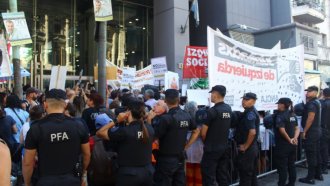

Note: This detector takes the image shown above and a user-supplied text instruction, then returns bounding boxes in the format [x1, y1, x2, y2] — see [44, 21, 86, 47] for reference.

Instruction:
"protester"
[145, 89, 157, 109]
[73, 95, 86, 117]
[273, 98, 300, 186]
[20, 105, 45, 143]
[235, 92, 260, 186]
[82, 93, 103, 135]
[5, 94, 29, 143]
[97, 99, 154, 186]
[0, 92, 7, 107]
[299, 86, 323, 184]
[0, 105, 17, 153]
[153, 89, 200, 185]
[22, 87, 39, 112]
[23, 89, 90, 186]
[320, 88, 330, 174]
[0, 139, 11, 186]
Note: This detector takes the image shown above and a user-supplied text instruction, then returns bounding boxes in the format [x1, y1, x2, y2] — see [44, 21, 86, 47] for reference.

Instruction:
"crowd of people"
[0, 83, 330, 186]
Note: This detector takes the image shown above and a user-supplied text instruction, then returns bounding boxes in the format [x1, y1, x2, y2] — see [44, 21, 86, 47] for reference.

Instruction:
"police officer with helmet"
[235, 92, 260, 186]
[153, 89, 199, 186]
[200, 85, 232, 185]
[299, 86, 323, 184]
[273, 98, 300, 186]
[97, 99, 155, 186]
[23, 89, 91, 186]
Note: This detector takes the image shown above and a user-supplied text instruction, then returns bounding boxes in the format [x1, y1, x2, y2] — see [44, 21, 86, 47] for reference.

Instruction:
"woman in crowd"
[82, 93, 104, 136]
[185, 101, 203, 186]
[73, 95, 85, 117]
[97, 99, 154, 186]
[0, 106, 17, 153]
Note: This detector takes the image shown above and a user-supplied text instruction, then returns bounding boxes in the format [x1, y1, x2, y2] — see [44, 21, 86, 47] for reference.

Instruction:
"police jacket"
[155, 107, 197, 156]
[235, 107, 260, 146]
[274, 110, 298, 147]
[302, 98, 321, 141]
[321, 98, 330, 139]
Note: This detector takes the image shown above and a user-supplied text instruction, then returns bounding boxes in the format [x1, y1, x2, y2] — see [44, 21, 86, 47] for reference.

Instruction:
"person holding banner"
[235, 92, 260, 186]
[200, 85, 232, 186]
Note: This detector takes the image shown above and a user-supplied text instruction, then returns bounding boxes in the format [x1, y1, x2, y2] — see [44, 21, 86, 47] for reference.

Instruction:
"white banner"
[49, 66, 68, 90]
[93, 0, 113, 22]
[164, 71, 179, 90]
[0, 36, 12, 78]
[2, 12, 32, 46]
[207, 27, 305, 111]
[151, 56, 168, 86]
[187, 89, 209, 106]
[120, 67, 136, 90]
[133, 65, 154, 90]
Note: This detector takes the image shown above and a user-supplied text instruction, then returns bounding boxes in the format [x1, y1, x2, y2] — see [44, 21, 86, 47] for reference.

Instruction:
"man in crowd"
[201, 85, 232, 185]
[299, 86, 323, 184]
[236, 92, 260, 186]
[145, 89, 157, 109]
[22, 87, 39, 112]
[23, 89, 90, 186]
[320, 88, 330, 174]
[153, 89, 200, 186]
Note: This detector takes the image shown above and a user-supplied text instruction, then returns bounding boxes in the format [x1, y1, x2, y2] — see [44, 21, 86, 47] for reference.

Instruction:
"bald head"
[153, 100, 167, 115]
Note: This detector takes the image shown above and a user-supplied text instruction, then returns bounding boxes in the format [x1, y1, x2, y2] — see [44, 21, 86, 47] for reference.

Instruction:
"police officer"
[23, 89, 91, 186]
[320, 88, 330, 174]
[299, 86, 323, 184]
[273, 98, 300, 186]
[97, 99, 155, 186]
[235, 92, 259, 186]
[200, 85, 232, 186]
[153, 89, 199, 186]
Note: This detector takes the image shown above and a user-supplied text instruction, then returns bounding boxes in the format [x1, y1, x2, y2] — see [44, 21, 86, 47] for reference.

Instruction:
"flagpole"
[180, 0, 196, 33]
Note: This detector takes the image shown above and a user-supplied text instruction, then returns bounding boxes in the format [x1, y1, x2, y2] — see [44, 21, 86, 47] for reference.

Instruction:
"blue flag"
[191, 0, 200, 26]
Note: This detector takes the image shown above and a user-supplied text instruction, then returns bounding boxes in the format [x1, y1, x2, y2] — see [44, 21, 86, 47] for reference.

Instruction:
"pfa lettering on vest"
[180, 121, 189, 128]
[137, 131, 143, 139]
[50, 132, 70, 142]
[290, 117, 296, 122]
[222, 113, 231, 119]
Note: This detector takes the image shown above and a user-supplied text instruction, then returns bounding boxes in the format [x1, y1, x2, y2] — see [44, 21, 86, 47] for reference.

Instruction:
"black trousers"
[237, 143, 258, 186]
[303, 140, 322, 179]
[274, 145, 297, 186]
[36, 174, 80, 186]
[116, 164, 154, 186]
[153, 156, 185, 186]
[320, 137, 329, 171]
[201, 149, 230, 186]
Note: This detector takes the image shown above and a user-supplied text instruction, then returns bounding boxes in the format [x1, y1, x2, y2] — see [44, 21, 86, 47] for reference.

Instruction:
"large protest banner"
[93, 0, 113, 21]
[183, 46, 208, 78]
[151, 57, 168, 86]
[120, 67, 136, 89]
[207, 27, 305, 111]
[133, 65, 154, 90]
[0, 36, 12, 78]
[2, 12, 32, 46]
[49, 66, 68, 90]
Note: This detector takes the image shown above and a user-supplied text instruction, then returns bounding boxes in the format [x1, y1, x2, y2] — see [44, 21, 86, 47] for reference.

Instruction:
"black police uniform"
[320, 98, 330, 172]
[153, 107, 197, 186]
[274, 110, 298, 186]
[25, 113, 89, 186]
[235, 106, 260, 186]
[201, 102, 232, 186]
[108, 121, 155, 186]
[301, 98, 322, 180]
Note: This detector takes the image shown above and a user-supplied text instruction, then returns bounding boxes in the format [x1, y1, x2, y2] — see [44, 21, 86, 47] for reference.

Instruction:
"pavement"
[258, 166, 330, 186]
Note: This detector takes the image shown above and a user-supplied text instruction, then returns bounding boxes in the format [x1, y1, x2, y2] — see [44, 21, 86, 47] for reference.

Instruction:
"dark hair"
[6, 94, 22, 109]
[110, 89, 120, 100]
[0, 106, 5, 118]
[0, 92, 7, 107]
[65, 103, 77, 117]
[127, 99, 149, 143]
[109, 100, 120, 109]
[29, 105, 44, 121]
[121, 93, 134, 107]
[180, 96, 187, 106]
[73, 96, 85, 114]
[165, 97, 179, 106]
[88, 93, 104, 108]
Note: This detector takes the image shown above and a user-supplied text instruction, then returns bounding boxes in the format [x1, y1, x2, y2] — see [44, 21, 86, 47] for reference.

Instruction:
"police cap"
[242, 92, 257, 100]
[305, 86, 319, 92]
[276, 97, 292, 105]
[165, 89, 179, 99]
[209, 85, 226, 96]
[46, 89, 67, 100]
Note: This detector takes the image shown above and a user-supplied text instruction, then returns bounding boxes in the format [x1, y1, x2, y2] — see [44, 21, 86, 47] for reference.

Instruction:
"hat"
[26, 87, 38, 95]
[209, 85, 226, 96]
[242, 92, 257, 100]
[276, 97, 292, 105]
[323, 88, 330, 97]
[165, 89, 179, 99]
[46, 89, 67, 100]
[305, 86, 319, 92]
[95, 113, 112, 130]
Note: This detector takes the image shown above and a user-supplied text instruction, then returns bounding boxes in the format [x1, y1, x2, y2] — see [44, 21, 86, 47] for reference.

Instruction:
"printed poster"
[183, 46, 208, 78]
[151, 56, 168, 86]
[133, 65, 154, 90]
[0, 36, 12, 77]
[164, 71, 179, 90]
[93, 0, 113, 22]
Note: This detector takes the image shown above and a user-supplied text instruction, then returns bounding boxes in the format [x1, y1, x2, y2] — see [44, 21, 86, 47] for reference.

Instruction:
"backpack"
[88, 136, 118, 185]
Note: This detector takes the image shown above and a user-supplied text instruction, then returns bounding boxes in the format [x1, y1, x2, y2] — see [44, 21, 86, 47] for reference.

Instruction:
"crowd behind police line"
[0, 83, 330, 186]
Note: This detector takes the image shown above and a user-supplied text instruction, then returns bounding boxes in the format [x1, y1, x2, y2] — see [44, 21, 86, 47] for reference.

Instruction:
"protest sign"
[164, 71, 179, 90]
[151, 57, 167, 86]
[183, 46, 208, 78]
[207, 27, 305, 110]
[49, 66, 68, 90]
[93, 0, 113, 21]
[187, 89, 209, 106]
[0, 36, 12, 78]
[120, 67, 136, 89]
[2, 12, 32, 46]
[133, 65, 154, 90]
